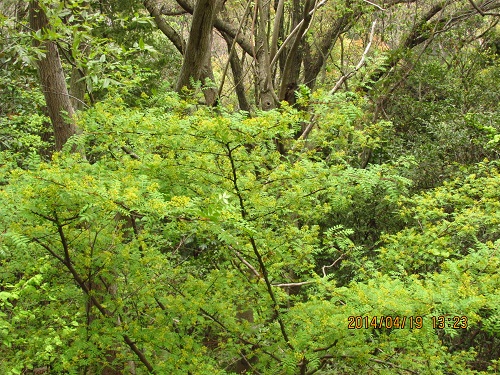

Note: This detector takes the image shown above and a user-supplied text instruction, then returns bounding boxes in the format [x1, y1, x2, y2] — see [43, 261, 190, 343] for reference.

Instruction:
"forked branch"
[330, 20, 377, 95]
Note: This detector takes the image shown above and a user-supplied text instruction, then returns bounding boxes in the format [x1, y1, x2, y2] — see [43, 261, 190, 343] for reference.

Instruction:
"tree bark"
[29, 1, 77, 151]
[222, 33, 251, 112]
[255, 0, 276, 110]
[200, 44, 219, 106]
[175, 0, 219, 103]
[69, 57, 87, 111]
[176, 0, 254, 56]
[303, 11, 357, 90]
[144, 0, 186, 54]
[278, 0, 313, 104]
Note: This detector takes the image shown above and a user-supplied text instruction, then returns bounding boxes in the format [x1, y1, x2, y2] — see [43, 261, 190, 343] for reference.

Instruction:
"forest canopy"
[0, 0, 499, 374]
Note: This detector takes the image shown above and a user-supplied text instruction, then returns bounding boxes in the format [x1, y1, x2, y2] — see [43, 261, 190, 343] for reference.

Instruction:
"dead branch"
[329, 20, 377, 95]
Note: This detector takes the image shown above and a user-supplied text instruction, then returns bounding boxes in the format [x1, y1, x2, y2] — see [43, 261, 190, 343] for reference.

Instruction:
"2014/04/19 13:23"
[348, 315, 468, 330]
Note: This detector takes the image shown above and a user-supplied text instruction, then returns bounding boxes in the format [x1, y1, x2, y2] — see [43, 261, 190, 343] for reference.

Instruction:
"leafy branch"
[225, 142, 294, 351]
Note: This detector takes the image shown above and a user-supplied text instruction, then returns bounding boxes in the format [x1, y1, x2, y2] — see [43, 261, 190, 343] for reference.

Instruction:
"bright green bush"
[1, 93, 499, 374]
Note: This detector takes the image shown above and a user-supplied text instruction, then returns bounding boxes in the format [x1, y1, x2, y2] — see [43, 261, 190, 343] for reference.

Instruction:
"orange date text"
[347, 315, 424, 329]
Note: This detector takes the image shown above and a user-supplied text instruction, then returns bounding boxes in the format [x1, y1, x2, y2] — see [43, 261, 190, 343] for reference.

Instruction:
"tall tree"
[278, 0, 314, 104]
[29, 1, 77, 151]
[175, 0, 220, 105]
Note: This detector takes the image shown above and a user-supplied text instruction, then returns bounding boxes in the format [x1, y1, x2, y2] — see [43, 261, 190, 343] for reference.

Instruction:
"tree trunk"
[303, 7, 357, 90]
[29, 1, 77, 151]
[200, 36, 219, 106]
[278, 0, 313, 104]
[254, 0, 276, 110]
[222, 33, 251, 112]
[175, 0, 219, 102]
[69, 64, 86, 111]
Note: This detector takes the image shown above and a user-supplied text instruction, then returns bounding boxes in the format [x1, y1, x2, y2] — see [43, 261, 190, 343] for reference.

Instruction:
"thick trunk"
[278, 0, 313, 104]
[176, 0, 254, 56]
[29, 1, 77, 151]
[176, 0, 219, 99]
[255, 0, 276, 110]
[200, 46, 219, 106]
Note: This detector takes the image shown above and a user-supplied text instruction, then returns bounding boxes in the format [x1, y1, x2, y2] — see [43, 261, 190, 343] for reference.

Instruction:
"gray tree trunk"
[254, 0, 276, 110]
[69, 65, 86, 111]
[29, 1, 77, 151]
[175, 0, 219, 105]
[278, 0, 313, 104]
[222, 33, 251, 112]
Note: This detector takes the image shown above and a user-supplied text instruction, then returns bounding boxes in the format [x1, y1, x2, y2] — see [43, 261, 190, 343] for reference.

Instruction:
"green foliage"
[0, 0, 498, 372]
[376, 161, 500, 369]
[379, 161, 500, 274]
[380, 32, 500, 189]
[1, 90, 498, 374]
[307, 91, 396, 168]
[0, 11, 54, 160]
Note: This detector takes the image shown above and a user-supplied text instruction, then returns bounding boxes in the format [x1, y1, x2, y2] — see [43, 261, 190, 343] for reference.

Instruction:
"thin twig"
[322, 254, 345, 277]
[330, 20, 377, 95]
[272, 281, 315, 287]
[362, 0, 386, 11]
[232, 247, 262, 278]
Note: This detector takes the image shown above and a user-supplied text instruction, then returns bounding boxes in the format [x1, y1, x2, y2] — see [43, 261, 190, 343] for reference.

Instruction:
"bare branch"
[231, 247, 262, 278]
[121, 146, 140, 160]
[297, 121, 315, 141]
[123, 335, 156, 373]
[362, 0, 386, 11]
[468, 0, 500, 16]
[322, 254, 345, 277]
[144, 0, 185, 54]
[160, 3, 188, 15]
[269, 0, 286, 62]
[270, 0, 328, 69]
[330, 20, 377, 95]
[272, 281, 315, 287]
